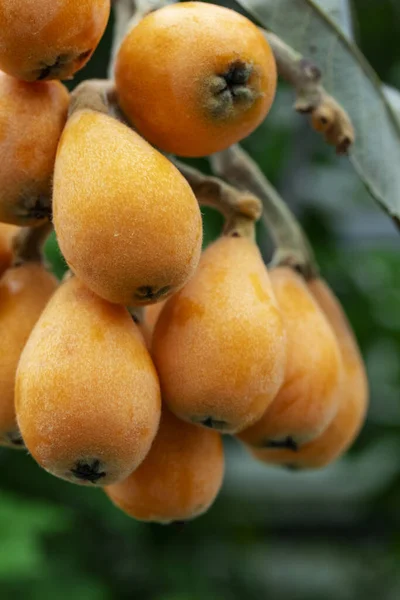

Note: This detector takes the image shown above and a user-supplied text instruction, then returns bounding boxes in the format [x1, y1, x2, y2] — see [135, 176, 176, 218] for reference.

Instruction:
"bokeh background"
[2, 1, 400, 598]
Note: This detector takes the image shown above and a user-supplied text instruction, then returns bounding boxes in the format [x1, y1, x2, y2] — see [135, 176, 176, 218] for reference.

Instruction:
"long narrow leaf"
[232, 0, 400, 225]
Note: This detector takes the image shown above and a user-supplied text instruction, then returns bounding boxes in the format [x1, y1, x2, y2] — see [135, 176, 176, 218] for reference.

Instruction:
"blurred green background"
[3, 2, 400, 599]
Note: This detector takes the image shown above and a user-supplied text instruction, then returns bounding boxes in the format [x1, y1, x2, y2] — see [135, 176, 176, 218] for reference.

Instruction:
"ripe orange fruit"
[0, 0, 110, 81]
[0, 262, 57, 448]
[249, 279, 369, 469]
[115, 2, 277, 157]
[106, 407, 224, 524]
[152, 235, 286, 433]
[0, 224, 19, 276]
[144, 300, 167, 337]
[15, 276, 161, 485]
[238, 267, 342, 449]
[0, 71, 69, 225]
[53, 109, 202, 306]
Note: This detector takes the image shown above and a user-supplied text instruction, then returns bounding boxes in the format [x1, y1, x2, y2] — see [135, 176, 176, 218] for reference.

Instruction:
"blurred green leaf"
[231, 0, 400, 225]
[0, 492, 69, 580]
[201, 208, 224, 248]
[26, 578, 112, 600]
[44, 231, 68, 280]
[383, 84, 400, 125]
[313, 0, 354, 38]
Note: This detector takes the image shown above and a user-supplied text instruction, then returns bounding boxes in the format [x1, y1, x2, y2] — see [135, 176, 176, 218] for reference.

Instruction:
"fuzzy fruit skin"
[137, 302, 167, 349]
[144, 300, 167, 337]
[248, 279, 369, 469]
[53, 110, 202, 306]
[238, 268, 342, 450]
[105, 407, 224, 524]
[115, 2, 277, 157]
[0, 224, 19, 276]
[0, 72, 69, 225]
[0, 0, 110, 81]
[15, 276, 161, 486]
[0, 263, 57, 448]
[152, 236, 286, 434]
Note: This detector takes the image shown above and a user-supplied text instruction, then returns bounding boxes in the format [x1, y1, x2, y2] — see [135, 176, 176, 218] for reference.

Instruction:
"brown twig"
[172, 159, 262, 222]
[223, 214, 257, 241]
[211, 145, 318, 280]
[12, 221, 54, 265]
[68, 79, 115, 117]
[264, 31, 355, 154]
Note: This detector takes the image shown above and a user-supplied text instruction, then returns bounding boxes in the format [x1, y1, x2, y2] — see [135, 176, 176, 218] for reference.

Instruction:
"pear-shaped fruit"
[238, 267, 342, 450]
[106, 407, 224, 524]
[248, 278, 368, 469]
[0, 224, 19, 276]
[0, 71, 69, 225]
[15, 276, 161, 485]
[0, 262, 57, 448]
[53, 110, 202, 306]
[152, 235, 286, 434]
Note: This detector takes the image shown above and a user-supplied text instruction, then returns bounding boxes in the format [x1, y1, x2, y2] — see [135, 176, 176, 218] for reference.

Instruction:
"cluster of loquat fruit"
[0, 1, 368, 524]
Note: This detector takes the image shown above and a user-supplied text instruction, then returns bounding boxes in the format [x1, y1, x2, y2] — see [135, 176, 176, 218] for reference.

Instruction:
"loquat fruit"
[248, 278, 368, 469]
[0, 71, 69, 225]
[115, 2, 277, 157]
[53, 109, 202, 306]
[152, 234, 286, 434]
[0, 224, 19, 277]
[0, 262, 57, 448]
[0, 0, 110, 81]
[238, 267, 342, 450]
[15, 276, 161, 485]
[106, 407, 224, 524]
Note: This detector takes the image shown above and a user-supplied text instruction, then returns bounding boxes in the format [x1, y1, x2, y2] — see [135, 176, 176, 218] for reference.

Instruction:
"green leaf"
[384, 85, 400, 126]
[312, 0, 353, 38]
[0, 492, 69, 580]
[44, 230, 68, 280]
[232, 0, 400, 226]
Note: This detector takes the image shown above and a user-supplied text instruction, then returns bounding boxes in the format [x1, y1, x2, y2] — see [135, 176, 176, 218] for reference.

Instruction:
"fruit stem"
[264, 31, 354, 154]
[12, 221, 53, 265]
[172, 159, 262, 223]
[210, 145, 319, 280]
[69, 79, 115, 118]
[224, 214, 256, 241]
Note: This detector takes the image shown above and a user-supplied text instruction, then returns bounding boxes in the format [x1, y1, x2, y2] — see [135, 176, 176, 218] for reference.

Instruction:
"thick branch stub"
[264, 31, 355, 154]
[223, 213, 257, 241]
[12, 221, 54, 265]
[172, 159, 262, 222]
[211, 145, 318, 280]
[68, 79, 115, 118]
[310, 95, 355, 154]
